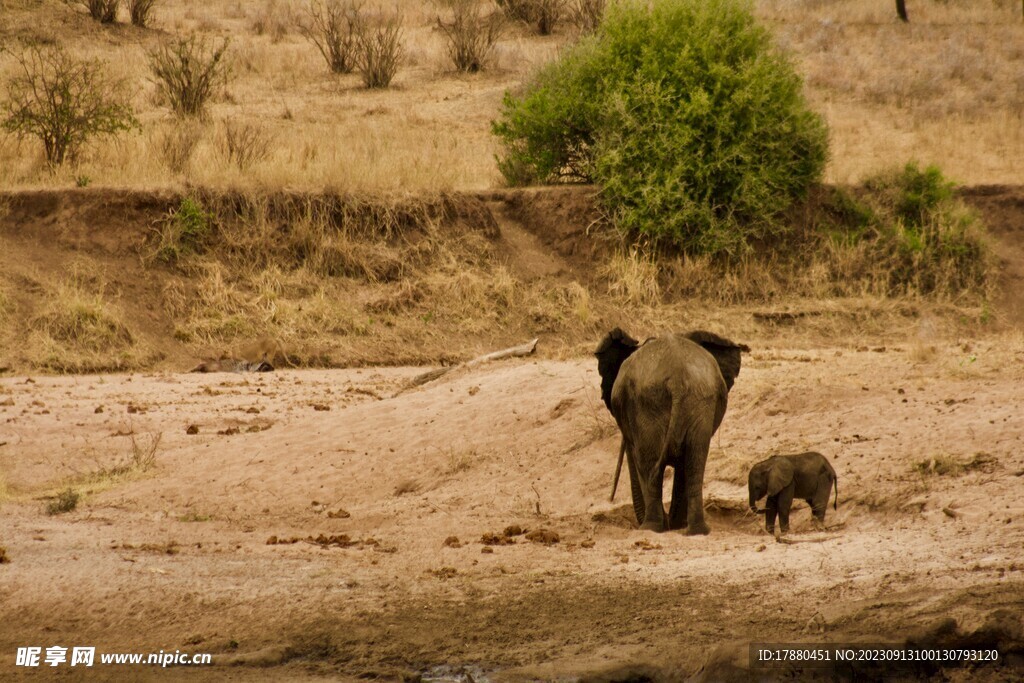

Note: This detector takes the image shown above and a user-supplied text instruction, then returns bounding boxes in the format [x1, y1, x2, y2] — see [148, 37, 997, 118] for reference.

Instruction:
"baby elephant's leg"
[765, 496, 778, 534]
[776, 485, 795, 534]
[810, 471, 833, 528]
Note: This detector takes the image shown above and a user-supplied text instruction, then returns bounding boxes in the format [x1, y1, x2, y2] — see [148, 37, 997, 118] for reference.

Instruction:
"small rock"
[186, 424, 199, 435]
[525, 529, 560, 545]
[481, 546, 493, 554]
[443, 536, 461, 548]
[94, 405, 104, 413]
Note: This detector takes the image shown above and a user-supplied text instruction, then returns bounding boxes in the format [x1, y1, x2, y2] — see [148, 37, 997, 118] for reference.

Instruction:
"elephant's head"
[748, 456, 794, 512]
[685, 330, 751, 392]
[594, 327, 640, 413]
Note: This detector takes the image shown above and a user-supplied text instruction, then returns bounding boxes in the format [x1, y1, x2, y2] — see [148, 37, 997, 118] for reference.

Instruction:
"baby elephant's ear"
[685, 330, 750, 391]
[767, 458, 795, 497]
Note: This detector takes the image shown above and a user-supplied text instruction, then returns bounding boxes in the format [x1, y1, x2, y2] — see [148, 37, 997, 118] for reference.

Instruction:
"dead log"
[396, 338, 540, 394]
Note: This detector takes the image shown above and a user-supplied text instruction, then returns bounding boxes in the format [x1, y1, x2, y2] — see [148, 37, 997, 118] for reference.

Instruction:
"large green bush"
[493, 0, 828, 254]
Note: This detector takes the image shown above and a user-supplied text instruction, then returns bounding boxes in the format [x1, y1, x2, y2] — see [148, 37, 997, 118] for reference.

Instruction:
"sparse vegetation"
[252, 0, 294, 42]
[126, 0, 158, 27]
[302, 0, 361, 74]
[154, 196, 213, 263]
[568, 0, 605, 33]
[67, 0, 120, 23]
[493, 0, 829, 255]
[1, 45, 139, 167]
[438, 0, 505, 73]
[29, 273, 138, 373]
[46, 487, 80, 515]
[830, 163, 991, 296]
[221, 121, 273, 171]
[914, 452, 997, 477]
[353, 8, 403, 88]
[148, 36, 231, 118]
[154, 123, 203, 174]
[496, 0, 536, 24]
[534, 0, 565, 34]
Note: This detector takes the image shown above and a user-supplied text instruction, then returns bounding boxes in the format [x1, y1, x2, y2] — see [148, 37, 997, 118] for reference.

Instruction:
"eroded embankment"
[0, 184, 1019, 376]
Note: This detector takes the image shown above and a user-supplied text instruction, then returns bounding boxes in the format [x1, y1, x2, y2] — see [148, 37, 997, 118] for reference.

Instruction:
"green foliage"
[493, 0, 828, 254]
[826, 163, 989, 295]
[156, 196, 212, 263]
[1, 45, 139, 167]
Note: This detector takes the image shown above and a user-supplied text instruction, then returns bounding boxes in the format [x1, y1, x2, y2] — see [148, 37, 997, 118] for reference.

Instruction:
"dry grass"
[3, 0, 1015, 189]
[602, 248, 660, 306]
[26, 270, 150, 372]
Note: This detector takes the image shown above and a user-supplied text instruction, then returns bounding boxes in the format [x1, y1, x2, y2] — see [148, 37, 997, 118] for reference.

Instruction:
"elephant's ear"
[685, 330, 751, 392]
[767, 458, 795, 497]
[594, 328, 641, 413]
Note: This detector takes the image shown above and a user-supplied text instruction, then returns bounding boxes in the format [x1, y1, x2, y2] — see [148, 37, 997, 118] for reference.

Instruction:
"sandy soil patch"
[1, 338, 1022, 680]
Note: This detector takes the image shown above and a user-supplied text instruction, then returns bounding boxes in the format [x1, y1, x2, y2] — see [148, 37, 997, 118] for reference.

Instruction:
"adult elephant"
[595, 328, 749, 534]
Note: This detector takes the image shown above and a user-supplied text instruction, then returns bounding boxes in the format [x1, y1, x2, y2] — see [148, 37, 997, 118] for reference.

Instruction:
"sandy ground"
[1, 336, 1023, 681]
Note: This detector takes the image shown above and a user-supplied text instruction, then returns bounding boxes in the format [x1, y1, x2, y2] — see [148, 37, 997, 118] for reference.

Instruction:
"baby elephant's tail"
[833, 475, 838, 510]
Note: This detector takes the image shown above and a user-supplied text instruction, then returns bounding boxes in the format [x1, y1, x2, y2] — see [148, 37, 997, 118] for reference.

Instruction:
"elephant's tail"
[610, 438, 626, 502]
[833, 475, 838, 510]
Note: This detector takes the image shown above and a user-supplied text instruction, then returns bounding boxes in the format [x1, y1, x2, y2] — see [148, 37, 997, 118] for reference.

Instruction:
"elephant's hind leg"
[667, 466, 687, 531]
[626, 446, 645, 527]
[682, 430, 712, 535]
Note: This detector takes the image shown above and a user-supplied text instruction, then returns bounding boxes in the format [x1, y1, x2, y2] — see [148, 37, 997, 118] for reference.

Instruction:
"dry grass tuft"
[27, 271, 148, 372]
[603, 248, 660, 306]
[46, 487, 80, 515]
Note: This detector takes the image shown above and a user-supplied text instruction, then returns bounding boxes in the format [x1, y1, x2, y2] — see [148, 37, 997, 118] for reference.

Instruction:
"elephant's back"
[613, 335, 724, 401]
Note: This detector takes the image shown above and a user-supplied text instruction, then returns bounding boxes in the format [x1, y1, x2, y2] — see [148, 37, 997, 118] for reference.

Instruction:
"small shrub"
[438, 0, 504, 73]
[128, 432, 161, 472]
[1, 45, 139, 167]
[149, 36, 231, 118]
[493, 0, 828, 255]
[534, 0, 565, 34]
[155, 123, 203, 173]
[222, 121, 273, 170]
[127, 0, 158, 27]
[568, 0, 604, 33]
[858, 163, 990, 295]
[47, 487, 80, 515]
[252, 0, 293, 42]
[302, 0, 361, 73]
[353, 9, 403, 88]
[496, 0, 536, 23]
[68, 0, 120, 23]
[155, 196, 213, 263]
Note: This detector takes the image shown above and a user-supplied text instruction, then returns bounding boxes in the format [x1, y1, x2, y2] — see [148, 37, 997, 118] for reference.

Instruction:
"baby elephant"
[748, 452, 838, 535]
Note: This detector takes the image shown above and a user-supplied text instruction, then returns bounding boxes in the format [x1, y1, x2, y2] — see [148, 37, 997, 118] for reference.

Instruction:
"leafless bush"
[127, 0, 157, 27]
[67, 0, 120, 23]
[535, 0, 565, 35]
[497, 0, 563, 34]
[1, 45, 138, 166]
[496, 0, 535, 23]
[148, 36, 231, 118]
[222, 121, 273, 170]
[354, 9, 403, 88]
[155, 124, 202, 173]
[252, 0, 294, 42]
[438, 0, 504, 73]
[301, 0, 361, 74]
[568, 0, 604, 34]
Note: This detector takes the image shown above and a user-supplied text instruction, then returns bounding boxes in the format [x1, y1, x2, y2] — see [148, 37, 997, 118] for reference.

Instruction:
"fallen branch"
[395, 338, 540, 395]
[776, 534, 842, 545]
